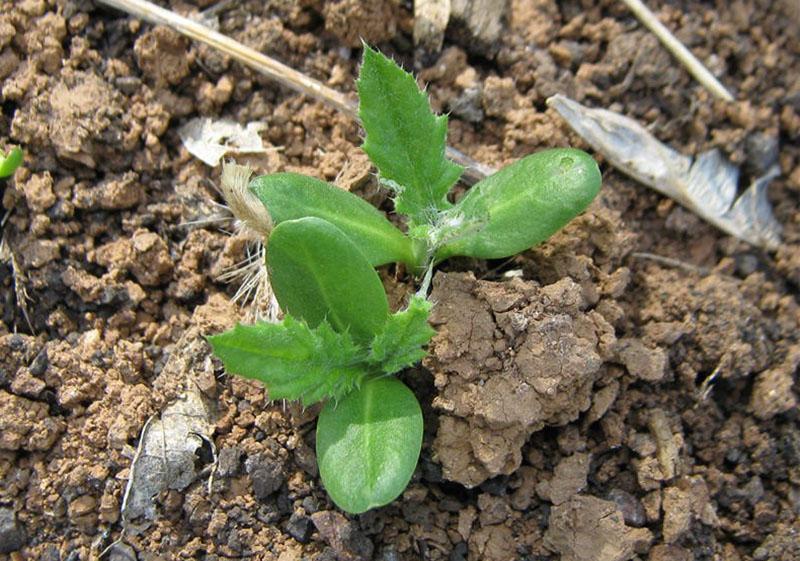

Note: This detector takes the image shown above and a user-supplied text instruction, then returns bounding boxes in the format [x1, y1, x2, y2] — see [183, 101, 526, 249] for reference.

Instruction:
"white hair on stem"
[212, 161, 279, 322]
[216, 240, 280, 322]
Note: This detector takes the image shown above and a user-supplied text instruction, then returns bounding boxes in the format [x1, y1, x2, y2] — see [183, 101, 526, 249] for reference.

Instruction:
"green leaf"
[369, 296, 435, 374]
[316, 377, 423, 513]
[358, 44, 463, 224]
[208, 317, 367, 406]
[435, 148, 602, 261]
[250, 172, 416, 268]
[0, 147, 23, 178]
[268, 217, 389, 344]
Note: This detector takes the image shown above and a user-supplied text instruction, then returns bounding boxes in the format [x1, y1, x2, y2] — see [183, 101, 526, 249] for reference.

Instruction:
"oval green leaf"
[267, 216, 389, 344]
[316, 377, 423, 514]
[0, 147, 23, 178]
[250, 172, 415, 267]
[435, 148, 601, 260]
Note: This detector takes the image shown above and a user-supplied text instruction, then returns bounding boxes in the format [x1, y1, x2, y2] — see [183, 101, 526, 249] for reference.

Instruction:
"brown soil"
[1, 1, 799, 560]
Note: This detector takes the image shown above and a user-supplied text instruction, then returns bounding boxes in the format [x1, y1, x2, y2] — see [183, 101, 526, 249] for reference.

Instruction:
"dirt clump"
[72, 172, 144, 211]
[134, 26, 191, 87]
[635, 266, 796, 388]
[426, 271, 616, 487]
[322, 0, 400, 48]
[94, 228, 174, 287]
[536, 451, 590, 505]
[0, 390, 64, 451]
[311, 510, 374, 561]
[543, 495, 653, 561]
[749, 346, 799, 419]
[10, 69, 128, 169]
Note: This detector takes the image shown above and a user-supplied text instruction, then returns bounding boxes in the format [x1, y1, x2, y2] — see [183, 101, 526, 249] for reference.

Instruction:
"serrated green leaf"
[208, 316, 367, 406]
[0, 147, 23, 178]
[358, 45, 463, 224]
[435, 148, 602, 261]
[369, 296, 435, 374]
[317, 377, 423, 513]
[267, 217, 389, 344]
[250, 172, 417, 268]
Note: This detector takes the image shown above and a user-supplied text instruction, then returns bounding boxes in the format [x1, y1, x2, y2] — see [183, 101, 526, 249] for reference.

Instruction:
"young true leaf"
[0, 147, 23, 178]
[435, 148, 602, 261]
[358, 44, 463, 224]
[316, 377, 423, 514]
[208, 317, 366, 406]
[369, 296, 436, 374]
[250, 172, 416, 267]
[267, 217, 389, 344]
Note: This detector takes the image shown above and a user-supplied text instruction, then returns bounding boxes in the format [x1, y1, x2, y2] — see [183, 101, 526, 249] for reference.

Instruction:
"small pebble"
[285, 511, 313, 543]
[245, 452, 286, 500]
[607, 488, 646, 527]
[449, 542, 468, 561]
[745, 131, 779, 174]
[380, 547, 401, 561]
[0, 508, 26, 554]
[301, 496, 319, 514]
[217, 446, 242, 478]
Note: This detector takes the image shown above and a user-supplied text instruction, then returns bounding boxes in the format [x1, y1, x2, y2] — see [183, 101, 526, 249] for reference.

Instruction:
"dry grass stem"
[620, 0, 735, 101]
[96, 0, 494, 185]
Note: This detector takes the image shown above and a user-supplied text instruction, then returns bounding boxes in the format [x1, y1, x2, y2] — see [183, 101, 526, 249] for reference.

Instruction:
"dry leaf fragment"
[121, 383, 214, 529]
[547, 94, 782, 250]
[178, 117, 268, 167]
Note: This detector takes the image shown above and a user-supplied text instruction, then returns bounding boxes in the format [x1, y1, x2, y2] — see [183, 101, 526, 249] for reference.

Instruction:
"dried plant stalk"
[620, 0, 734, 101]
[96, 0, 495, 185]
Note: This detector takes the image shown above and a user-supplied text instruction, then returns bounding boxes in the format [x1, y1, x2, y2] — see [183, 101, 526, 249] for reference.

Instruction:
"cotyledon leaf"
[250, 172, 416, 267]
[435, 148, 601, 261]
[316, 377, 423, 514]
[267, 217, 389, 344]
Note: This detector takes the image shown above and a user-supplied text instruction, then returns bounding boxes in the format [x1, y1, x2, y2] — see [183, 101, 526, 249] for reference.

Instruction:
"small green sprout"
[0, 147, 23, 179]
[210, 45, 602, 513]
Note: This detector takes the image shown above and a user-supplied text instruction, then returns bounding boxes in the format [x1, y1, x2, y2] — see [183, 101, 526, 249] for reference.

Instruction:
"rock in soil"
[284, 511, 313, 544]
[0, 507, 26, 553]
[311, 510, 374, 561]
[449, 0, 509, 57]
[607, 489, 647, 528]
[245, 451, 287, 500]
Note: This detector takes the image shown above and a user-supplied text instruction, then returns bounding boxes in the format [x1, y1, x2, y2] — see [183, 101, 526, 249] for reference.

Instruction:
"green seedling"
[0, 147, 23, 178]
[210, 45, 602, 513]
[210, 217, 433, 513]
